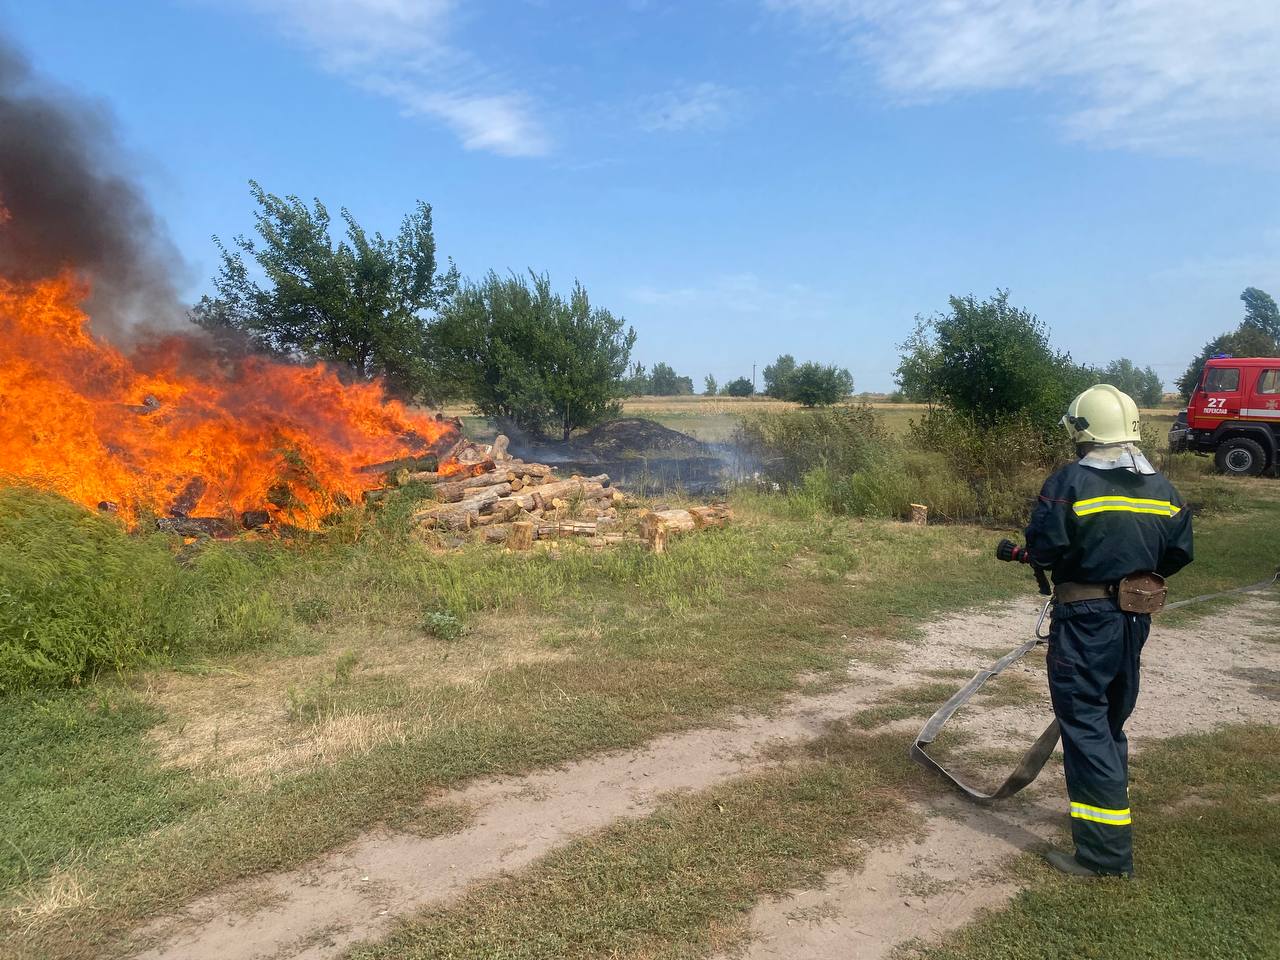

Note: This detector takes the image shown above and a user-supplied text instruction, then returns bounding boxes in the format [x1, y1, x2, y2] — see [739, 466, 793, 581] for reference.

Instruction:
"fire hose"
[909, 545, 1280, 803]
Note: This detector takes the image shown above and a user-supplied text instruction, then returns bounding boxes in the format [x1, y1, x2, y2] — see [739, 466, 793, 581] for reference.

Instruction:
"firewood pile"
[362, 434, 732, 552]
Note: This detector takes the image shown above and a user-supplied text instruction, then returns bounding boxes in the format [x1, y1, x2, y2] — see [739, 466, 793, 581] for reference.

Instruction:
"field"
[445, 395, 1185, 445]
[2, 402, 1276, 960]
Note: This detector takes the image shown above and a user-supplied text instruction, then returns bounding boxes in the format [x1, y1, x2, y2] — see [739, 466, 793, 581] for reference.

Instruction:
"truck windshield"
[1203, 367, 1240, 392]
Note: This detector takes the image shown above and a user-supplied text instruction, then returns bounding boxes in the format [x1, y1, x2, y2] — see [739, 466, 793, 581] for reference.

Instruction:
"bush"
[734, 405, 887, 487]
[737, 407, 1050, 525]
[0, 487, 292, 692]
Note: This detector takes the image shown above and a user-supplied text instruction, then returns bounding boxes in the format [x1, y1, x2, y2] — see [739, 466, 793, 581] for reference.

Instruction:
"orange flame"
[0, 272, 456, 528]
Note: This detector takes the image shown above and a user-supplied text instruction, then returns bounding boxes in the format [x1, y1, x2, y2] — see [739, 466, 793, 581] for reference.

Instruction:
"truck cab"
[1171, 356, 1280, 475]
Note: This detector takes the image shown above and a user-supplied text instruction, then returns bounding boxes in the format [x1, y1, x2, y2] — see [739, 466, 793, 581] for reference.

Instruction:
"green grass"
[907, 726, 1280, 960]
[0, 690, 220, 893]
[0, 487, 294, 692]
[1, 502, 1037, 959]
[3, 460, 1276, 958]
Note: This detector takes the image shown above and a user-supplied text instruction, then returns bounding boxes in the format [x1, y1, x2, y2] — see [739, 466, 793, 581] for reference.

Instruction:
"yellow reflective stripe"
[1070, 802, 1132, 826]
[1073, 496, 1180, 518]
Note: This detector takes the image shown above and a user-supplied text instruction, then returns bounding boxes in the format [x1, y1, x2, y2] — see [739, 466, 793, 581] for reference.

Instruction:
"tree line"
[893, 286, 1280, 435]
[193, 184, 861, 439]
[194, 185, 1276, 443]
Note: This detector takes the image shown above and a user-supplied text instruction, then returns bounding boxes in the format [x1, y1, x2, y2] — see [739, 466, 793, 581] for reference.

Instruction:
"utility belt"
[1055, 572, 1167, 614]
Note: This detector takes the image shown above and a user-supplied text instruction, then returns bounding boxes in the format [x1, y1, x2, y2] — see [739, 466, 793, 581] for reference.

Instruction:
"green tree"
[1097, 358, 1164, 407]
[723, 376, 754, 397]
[1176, 287, 1280, 397]
[789, 362, 854, 407]
[1241, 286, 1280, 340]
[191, 181, 458, 400]
[1177, 326, 1278, 397]
[703, 374, 718, 395]
[622, 362, 651, 396]
[437, 271, 635, 440]
[650, 362, 695, 396]
[896, 290, 1089, 428]
[894, 316, 941, 405]
[763, 354, 797, 399]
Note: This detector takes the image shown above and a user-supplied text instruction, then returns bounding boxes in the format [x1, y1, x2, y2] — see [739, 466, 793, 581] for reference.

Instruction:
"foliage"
[0, 488, 291, 693]
[734, 405, 887, 487]
[648, 362, 695, 396]
[622, 362, 651, 396]
[191, 181, 458, 402]
[738, 406, 1048, 524]
[702, 374, 718, 396]
[761, 354, 853, 405]
[423, 611, 464, 641]
[1177, 289, 1279, 397]
[1241, 285, 1280, 340]
[762, 354, 797, 399]
[1096, 357, 1164, 407]
[722, 376, 754, 397]
[895, 290, 1091, 431]
[437, 271, 636, 440]
[789, 362, 854, 406]
[894, 316, 941, 404]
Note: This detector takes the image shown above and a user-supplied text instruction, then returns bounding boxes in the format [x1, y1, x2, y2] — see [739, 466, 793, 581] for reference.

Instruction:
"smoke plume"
[0, 38, 184, 336]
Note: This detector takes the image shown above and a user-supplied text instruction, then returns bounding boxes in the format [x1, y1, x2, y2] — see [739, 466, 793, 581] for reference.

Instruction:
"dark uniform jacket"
[1024, 461, 1194, 586]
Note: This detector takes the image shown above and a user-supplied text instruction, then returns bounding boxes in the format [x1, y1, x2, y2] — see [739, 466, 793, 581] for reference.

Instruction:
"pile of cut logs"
[361, 434, 731, 551]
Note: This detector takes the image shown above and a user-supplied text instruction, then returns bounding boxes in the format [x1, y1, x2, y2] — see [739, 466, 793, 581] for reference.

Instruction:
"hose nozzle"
[996, 539, 1031, 564]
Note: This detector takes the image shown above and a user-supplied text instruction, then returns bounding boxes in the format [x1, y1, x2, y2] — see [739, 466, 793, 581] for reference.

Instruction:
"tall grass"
[736, 406, 1047, 525]
[0, 488, 292, 692]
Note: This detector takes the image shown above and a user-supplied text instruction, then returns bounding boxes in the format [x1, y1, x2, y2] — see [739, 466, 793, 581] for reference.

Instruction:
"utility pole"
[752, 363, 756, 392]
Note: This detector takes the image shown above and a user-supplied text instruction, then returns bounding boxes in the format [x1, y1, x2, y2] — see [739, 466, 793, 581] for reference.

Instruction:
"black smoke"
[0, 38, 183, 335]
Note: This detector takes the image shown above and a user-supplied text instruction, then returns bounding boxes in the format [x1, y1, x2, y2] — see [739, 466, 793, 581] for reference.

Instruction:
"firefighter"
[1024, 384, 1194, 877]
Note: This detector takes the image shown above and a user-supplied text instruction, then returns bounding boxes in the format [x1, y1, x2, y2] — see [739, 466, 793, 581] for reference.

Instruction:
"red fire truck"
[1169, 356, 1280, 476]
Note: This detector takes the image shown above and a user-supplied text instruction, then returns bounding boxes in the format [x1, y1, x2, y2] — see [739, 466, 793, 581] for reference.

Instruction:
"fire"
[0, 271, 457, 528]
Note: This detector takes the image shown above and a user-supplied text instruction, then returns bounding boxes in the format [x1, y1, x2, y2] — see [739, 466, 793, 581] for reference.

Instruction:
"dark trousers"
[1047, 598, 1149, 875]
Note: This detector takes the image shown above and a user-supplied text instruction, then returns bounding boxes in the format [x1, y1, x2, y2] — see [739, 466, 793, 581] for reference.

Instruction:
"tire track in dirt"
[132, 595, 1280, 960]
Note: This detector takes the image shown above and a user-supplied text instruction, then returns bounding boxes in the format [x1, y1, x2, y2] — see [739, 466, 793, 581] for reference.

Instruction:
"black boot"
[1044, 849, 1103, 878]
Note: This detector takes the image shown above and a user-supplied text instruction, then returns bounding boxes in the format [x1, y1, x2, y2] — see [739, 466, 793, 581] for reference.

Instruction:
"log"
[639, 509, 697, 554]
[491, 434, 510, 460]
[413, 487, 506, 529]
[241, 510, 272, 530]
[454, 441, 492, 466]
[483, 525, 511, 543]
[98, 500, 119, 513]
[536, 520, 599, 538]
[432, 471, 510, 503]
[508, 520, 534, 550]
[356, 452, 439, 475]
[169, 477, 207, 517]
[910, 503, 929, 526]
[503, 460, 555, 478]
[686, 505, 733, 528]
[156, 516, 235, 537]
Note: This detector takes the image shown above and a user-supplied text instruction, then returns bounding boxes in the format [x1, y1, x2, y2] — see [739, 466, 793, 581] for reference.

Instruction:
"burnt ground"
[509, 418, 733, 495]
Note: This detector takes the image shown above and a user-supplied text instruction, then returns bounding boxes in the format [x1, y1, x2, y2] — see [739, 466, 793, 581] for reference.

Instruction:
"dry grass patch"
[141, 613, 573, 781]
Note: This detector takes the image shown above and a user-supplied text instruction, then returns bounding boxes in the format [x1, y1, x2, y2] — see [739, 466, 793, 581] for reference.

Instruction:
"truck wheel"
[1214, 437, 1267, 477]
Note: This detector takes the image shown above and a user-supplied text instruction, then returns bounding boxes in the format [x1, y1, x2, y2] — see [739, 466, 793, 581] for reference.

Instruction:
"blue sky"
[4, 0, 1279, 391]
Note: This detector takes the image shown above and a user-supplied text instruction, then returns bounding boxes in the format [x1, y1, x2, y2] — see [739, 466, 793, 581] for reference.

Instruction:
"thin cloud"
[640, 82, 742, 133]
[769, 0, 1280, 155]
[237, 0, 551, 157]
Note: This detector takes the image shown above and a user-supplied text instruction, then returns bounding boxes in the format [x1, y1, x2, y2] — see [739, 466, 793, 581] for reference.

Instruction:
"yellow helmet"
[1061, 384, 1141, 445]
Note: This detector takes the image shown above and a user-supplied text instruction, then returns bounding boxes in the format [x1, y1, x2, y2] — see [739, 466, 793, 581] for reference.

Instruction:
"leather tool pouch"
[1117, 572, 1167, 614]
